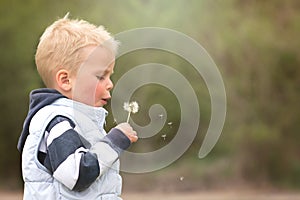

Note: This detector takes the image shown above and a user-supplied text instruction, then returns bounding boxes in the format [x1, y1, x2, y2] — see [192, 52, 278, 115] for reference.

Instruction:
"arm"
[89, 123, 138, 176]
[43, 116, 132, 191]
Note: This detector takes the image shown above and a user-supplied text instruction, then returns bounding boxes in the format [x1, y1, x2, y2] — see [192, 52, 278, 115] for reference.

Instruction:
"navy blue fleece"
[17, 89, 66, 152]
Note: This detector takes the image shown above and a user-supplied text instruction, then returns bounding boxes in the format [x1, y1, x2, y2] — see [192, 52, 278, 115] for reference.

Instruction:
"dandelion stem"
[126, 112, 131, 123]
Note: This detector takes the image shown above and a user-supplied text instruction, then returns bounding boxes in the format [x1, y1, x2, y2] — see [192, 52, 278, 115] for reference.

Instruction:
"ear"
[55, 69, 73, 92]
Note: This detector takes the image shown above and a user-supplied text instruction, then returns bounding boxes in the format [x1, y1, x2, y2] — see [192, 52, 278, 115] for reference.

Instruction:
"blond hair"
[35, 14, 119, 87]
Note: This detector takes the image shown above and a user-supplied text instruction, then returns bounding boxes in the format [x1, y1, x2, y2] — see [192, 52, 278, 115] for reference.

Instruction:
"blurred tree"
[0, 0, 299, 190]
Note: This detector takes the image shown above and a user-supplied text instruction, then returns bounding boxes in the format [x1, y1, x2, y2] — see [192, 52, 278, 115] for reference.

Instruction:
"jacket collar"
[53, 98, 108, 128]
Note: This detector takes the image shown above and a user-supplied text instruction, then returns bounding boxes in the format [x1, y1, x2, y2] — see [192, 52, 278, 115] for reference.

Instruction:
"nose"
[107, 78, 113, 91]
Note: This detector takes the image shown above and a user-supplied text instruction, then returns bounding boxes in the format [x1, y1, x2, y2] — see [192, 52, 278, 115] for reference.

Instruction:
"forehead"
[80, 45, 115, 73]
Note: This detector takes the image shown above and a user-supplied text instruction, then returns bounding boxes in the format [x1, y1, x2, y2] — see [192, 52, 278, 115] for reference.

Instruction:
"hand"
[115, 123, 138, 143]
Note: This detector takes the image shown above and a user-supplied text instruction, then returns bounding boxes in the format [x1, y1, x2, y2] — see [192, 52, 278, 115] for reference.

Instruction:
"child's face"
[71, 46, 115, 107]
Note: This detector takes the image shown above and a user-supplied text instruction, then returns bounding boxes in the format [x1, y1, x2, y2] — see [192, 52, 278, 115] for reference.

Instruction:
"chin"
[94, 102, 104, 107]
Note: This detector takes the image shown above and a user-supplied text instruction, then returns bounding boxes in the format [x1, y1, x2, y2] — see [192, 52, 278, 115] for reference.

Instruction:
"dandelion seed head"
[123, 102, 130, 112]
[123, 101, 139, 113]
[124, 101, 139, 123]
[130, 101, 139, 113]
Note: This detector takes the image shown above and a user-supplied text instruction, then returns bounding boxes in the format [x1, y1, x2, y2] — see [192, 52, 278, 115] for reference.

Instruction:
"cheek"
[94, 82, 105, 97]
[79, 79, 97, 94]
[73, 80, 96, 103]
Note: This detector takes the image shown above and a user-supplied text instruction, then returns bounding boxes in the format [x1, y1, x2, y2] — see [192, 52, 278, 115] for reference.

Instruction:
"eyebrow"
[102, 68, 114, 75]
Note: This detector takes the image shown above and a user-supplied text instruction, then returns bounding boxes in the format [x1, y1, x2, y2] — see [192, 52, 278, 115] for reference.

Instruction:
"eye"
[96, 76, 105, 81]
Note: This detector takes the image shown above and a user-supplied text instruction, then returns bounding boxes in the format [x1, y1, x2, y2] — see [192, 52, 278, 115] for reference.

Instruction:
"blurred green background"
[0, 0, 299, 193]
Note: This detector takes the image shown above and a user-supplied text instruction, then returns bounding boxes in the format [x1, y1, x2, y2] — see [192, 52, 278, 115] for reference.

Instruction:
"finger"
[130, 135, 138, 143]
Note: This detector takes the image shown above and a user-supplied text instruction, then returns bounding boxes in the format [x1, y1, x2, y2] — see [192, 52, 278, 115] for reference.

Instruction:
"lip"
[101, 97, 111, 105]
[101, 99, 108, 105]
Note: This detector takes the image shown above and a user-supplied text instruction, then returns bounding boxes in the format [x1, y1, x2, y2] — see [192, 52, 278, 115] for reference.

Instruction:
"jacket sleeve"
[43, 116, 130, 191]
[90, 128, 131, 176]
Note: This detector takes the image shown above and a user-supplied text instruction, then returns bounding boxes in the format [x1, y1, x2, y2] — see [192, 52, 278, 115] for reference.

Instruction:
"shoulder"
[46, 115, 75, 132]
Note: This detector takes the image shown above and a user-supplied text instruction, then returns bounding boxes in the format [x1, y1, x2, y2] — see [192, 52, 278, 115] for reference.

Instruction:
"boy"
[17, 14, 138, 199]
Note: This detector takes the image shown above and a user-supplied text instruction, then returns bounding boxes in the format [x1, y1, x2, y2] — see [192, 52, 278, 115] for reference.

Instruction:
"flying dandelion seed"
[124, 101, 139, 123]
[161, 134, 167, 140]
